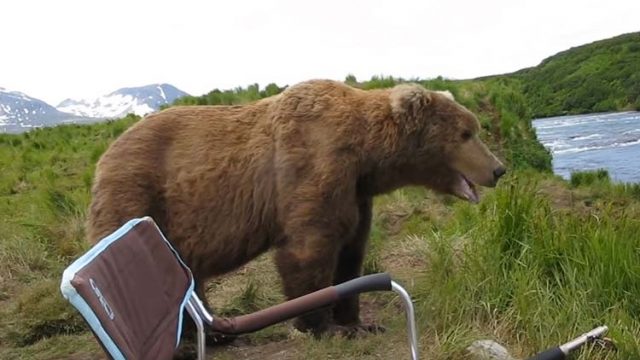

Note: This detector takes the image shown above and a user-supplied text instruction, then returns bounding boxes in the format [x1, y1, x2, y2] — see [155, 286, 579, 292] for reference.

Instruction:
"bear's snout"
[493, 166, 507, 181]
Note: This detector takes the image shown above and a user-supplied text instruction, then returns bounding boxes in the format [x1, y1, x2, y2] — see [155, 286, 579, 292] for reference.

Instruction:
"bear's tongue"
[456, 174, 479, 203]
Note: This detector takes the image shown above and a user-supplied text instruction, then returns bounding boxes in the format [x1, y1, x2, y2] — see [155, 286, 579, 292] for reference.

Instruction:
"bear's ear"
[389, 84, 432, 121]
[435, 90, 455, 101]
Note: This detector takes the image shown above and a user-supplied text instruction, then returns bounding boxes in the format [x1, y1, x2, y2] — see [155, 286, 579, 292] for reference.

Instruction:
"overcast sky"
[2, 0, 639, 105]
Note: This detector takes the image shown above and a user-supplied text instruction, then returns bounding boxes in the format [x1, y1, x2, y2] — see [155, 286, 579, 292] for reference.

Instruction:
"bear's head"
[388, 83, 506, 203]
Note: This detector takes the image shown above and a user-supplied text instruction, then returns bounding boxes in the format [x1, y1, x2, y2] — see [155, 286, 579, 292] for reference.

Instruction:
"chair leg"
[391, 281, 419, 360]
[186, 300, 206, 360]
[189, 293, 214, 325]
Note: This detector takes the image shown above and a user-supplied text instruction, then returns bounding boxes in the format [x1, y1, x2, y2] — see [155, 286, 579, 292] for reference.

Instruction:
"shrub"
[570, 169, 611, 187]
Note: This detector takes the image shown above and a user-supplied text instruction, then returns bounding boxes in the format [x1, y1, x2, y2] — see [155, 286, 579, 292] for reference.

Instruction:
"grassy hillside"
[500, 32, 640, 117]
[2, 78, 639, 359]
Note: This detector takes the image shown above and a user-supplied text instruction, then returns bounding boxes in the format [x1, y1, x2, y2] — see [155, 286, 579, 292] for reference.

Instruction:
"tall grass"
[571, 169, 640, 202]
[413, 173, 640, 358]
[0, 115, 140, 351]
[571, 169, 612, 187]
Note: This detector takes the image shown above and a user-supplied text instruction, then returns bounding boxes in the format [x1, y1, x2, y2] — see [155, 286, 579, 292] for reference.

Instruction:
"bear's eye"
[461, 130, 472, 141]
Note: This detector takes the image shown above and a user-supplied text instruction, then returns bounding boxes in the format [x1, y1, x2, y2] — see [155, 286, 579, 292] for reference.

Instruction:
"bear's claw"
[332, 323, 386, 339]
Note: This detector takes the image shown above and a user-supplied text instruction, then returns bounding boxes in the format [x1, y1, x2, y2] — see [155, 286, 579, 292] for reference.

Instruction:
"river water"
[532, 111, 640, 183]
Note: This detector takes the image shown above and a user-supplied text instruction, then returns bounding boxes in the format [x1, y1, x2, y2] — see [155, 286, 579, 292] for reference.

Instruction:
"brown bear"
[86, 79, 505, 344]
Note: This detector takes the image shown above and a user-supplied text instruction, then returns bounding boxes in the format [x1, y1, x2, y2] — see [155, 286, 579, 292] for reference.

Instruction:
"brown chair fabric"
[62, 217, 193, 360]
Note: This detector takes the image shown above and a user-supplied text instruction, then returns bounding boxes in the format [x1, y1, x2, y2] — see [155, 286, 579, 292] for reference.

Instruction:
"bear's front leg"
[331, 197, 385, 336]
[274, 190, 383, 338]
[273, 185, 358, 337]
[275, 243, 339, 336]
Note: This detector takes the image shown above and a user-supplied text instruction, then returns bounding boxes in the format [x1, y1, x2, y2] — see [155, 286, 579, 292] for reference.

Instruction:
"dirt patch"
[536, 177, 576, 210]
[207, 297, 396, 360]
[209, 338, 302, 360]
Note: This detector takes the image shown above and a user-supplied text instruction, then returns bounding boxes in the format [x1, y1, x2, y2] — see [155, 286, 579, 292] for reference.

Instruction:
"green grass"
[0, 115, 140, 356]
[570, 170, 640, 206]
[411, 172, 640, 358]
[571, 169, 612, 187]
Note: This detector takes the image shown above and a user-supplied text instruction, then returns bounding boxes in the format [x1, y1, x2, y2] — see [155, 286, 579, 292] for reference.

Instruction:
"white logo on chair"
[89, 278, 115, 320]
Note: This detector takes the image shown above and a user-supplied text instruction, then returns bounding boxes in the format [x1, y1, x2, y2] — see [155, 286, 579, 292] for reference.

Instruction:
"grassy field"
[1, 83, 639, 359]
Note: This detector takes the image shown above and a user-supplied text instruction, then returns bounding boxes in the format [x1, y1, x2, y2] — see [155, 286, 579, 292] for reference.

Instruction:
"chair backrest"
[60, 217, 194, 360]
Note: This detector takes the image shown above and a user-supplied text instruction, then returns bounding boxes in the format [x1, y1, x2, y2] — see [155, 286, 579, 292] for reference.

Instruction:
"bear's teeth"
[453, 173, 480, 203]
[461, 176, 479, 203]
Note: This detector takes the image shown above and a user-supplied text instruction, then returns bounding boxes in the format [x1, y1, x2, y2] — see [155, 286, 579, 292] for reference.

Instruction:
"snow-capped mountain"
[0, 87, 84, 133]
[57, 84, 189, 119]
[0, 83, 189, 133]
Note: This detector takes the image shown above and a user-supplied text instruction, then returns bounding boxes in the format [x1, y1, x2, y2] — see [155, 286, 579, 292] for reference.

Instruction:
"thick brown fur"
[87, 79, 504, 349]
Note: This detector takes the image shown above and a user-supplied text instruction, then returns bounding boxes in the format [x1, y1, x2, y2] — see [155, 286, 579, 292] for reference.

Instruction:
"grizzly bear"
[86, 79, 505, 344]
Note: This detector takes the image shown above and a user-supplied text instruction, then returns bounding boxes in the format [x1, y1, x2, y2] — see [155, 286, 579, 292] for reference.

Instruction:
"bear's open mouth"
[453, 173, 479, 203]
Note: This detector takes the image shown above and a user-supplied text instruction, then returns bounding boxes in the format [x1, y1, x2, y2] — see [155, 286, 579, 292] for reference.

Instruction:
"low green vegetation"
[0, 74, 636, 359]
[571, 169, 612, 187]
[166, 82, 285, 107]
[569, 169, 640, 202]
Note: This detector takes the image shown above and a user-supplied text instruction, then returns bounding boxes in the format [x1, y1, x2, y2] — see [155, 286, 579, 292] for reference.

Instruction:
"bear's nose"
[493, 166, 507, 180]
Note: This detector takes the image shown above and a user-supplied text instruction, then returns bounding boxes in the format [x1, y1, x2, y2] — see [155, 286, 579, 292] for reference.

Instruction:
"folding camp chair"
[60, 216, 420, 360]
[60, 217, 201, 359]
